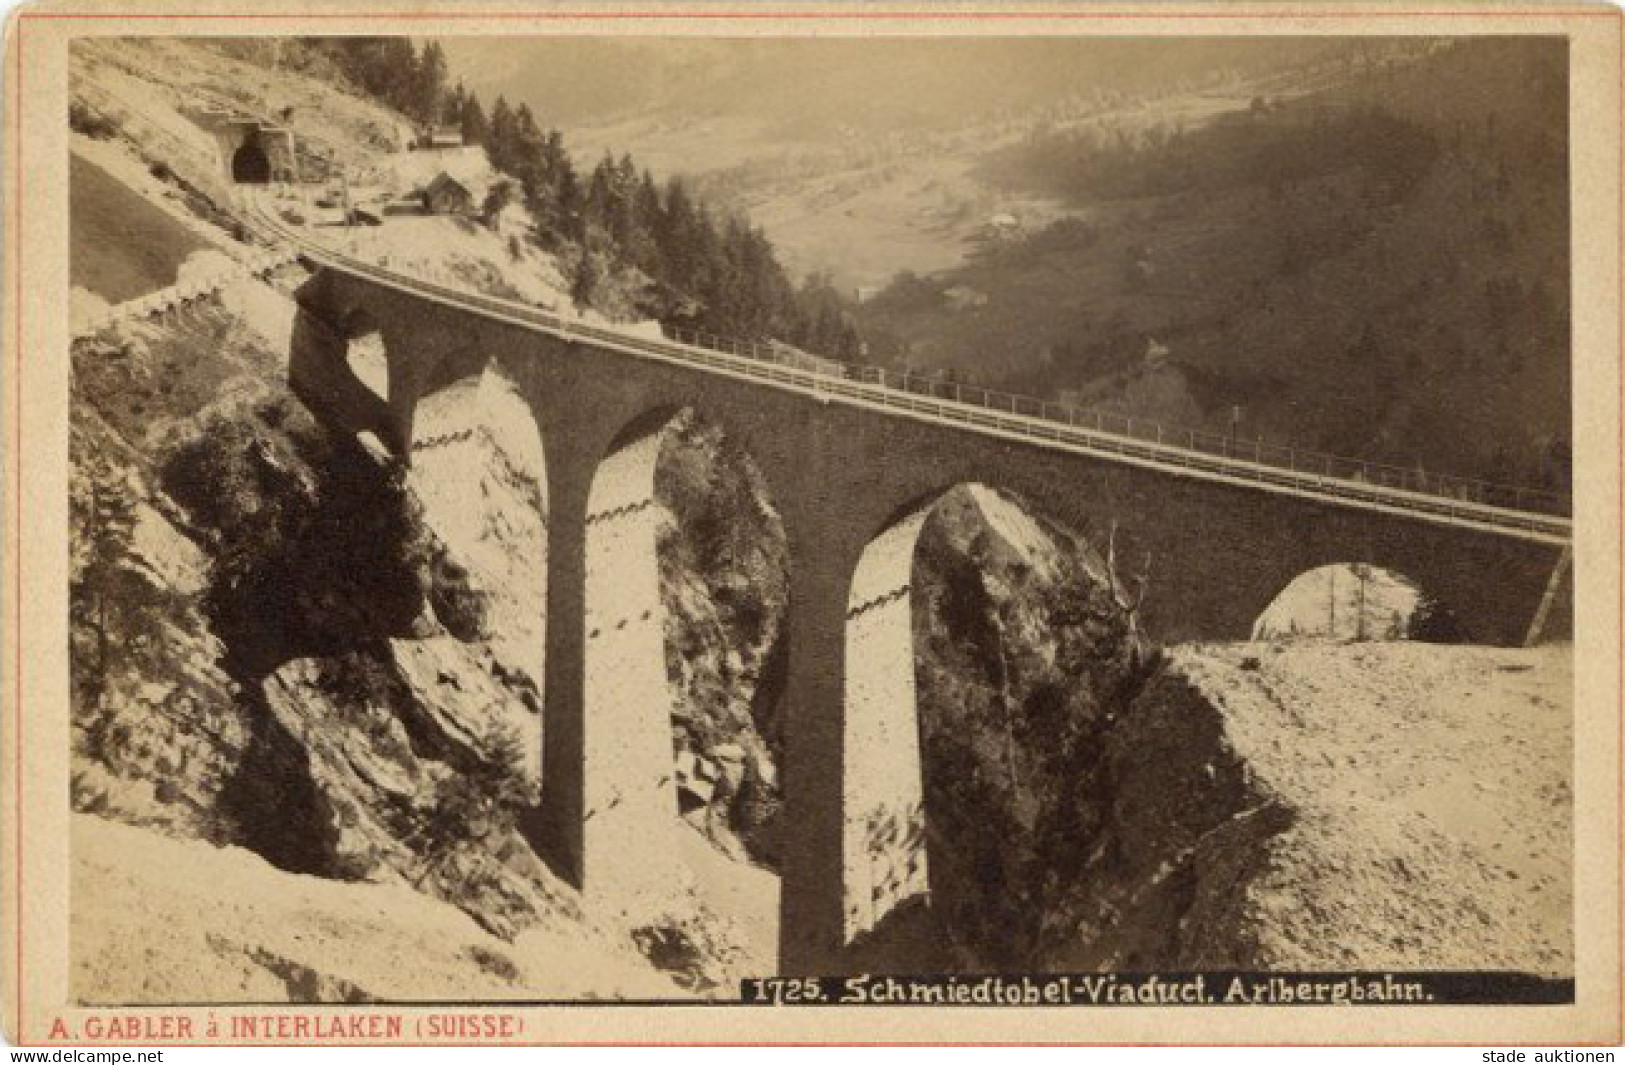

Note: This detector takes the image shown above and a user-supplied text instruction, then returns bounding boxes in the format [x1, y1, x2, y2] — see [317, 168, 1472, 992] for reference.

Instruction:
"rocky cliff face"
[71, 411, 248, 847]
[653, 412, 789, 865]
[114, 373, 564, 938]
[1034, 641, 1571, 974]
[69, 290, 769, 995]
[907, 485, 1154, 969]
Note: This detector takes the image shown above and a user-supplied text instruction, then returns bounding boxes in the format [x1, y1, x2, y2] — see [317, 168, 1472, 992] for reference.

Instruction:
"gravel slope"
[1173, 640, 1572, 973]
[72, 814, 685, 1004]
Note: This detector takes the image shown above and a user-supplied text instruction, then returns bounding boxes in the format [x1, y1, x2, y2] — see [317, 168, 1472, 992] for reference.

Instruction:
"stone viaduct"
[286, 256, 1572, 976]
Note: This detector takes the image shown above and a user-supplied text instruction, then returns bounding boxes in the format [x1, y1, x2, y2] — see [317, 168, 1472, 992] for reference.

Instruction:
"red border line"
[13, 16, 23, 1045]
[19, 1047, 1625, 1053]
[16, 7, 1625, 17]
[11, 14, 22, 1040]
[1617, 7, 1625, 1043]
[16, 9, 1625, 1048]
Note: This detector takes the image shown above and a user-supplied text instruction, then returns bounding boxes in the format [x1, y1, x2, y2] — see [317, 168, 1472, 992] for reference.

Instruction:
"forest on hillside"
[222, 35, 1572, 495]
[977, 101, 1439, 207]
[858, 37, 1570, 494]
[226, 37, 864, 358]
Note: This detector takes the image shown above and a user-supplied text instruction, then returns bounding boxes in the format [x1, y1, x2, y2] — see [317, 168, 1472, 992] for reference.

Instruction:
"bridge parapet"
[249, 192, 1568, 537]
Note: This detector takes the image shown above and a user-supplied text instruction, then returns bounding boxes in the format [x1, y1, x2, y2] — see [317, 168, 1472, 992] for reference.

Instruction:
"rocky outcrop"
[70, 414, 250, 845]
[129, 389, 564, 938]
[1029, 663, 1281, 969]
[247, 644, 562, 938]
[653, 412, 789, 864]
[908, 484, 1154, 969]
[1033, 641, 1571, 974]
[68, 303, 762, 991]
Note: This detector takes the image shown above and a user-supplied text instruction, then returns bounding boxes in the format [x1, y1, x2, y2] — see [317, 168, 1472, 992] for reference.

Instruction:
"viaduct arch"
[289, 263, 1572, 974]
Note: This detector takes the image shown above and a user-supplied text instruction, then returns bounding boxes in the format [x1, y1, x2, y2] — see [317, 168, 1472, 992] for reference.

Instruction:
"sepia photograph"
[4, 2, 1622, 1049]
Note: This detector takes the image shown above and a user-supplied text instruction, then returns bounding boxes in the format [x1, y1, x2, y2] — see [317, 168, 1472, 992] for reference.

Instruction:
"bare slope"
[72, 814, 682, 1004]
[1044, 641, 1571, 974]
[70, 154, 208, 304]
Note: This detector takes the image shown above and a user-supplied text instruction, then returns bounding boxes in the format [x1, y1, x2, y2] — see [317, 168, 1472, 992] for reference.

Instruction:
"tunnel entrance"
[232, 133, 272, 185]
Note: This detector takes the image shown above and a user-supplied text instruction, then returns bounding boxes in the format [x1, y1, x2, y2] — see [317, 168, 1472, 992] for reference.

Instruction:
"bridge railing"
[659, 324, 1570, 520]
[239, 193, 1571, 541]
[561, 313, 1571, 541]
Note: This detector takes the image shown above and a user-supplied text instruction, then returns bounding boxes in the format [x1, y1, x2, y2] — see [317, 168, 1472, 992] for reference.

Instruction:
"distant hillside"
[856, 37, 1570, 492]
[445, 37, 1370, 144]
[481, 38, 1392, 293]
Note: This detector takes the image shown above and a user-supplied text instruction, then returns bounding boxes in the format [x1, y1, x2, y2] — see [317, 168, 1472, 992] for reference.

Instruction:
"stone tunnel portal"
[232, 132, 272, 185]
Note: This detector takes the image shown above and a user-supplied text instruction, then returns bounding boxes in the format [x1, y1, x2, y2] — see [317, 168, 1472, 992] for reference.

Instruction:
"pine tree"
[459, 94, 488, 150]
[412, 42, 448, 126]
[583, 153, 617, 239]
[631, 169, 665, 275]
[555, 166, 582, 242]
[487, 95, 517, 173]
[442, 79, 466, 127]
[377, 38, 420, 116]
[70, 463, 151, 711]
[571, 247, 601, 311]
